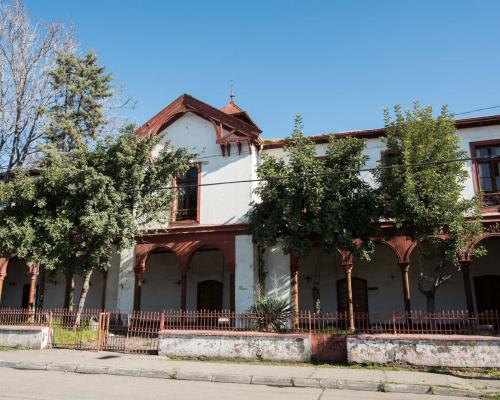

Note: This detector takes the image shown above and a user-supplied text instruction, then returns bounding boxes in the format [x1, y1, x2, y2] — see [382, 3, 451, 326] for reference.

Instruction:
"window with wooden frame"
[173, 164, 201, 222]
[470, 140, 500, 207]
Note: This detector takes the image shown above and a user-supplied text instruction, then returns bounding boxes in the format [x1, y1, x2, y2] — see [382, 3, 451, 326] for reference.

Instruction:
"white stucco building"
[1, 94, 499, 318]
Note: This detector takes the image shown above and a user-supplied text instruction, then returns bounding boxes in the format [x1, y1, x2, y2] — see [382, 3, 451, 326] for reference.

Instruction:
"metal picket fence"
[0, 307, 499, 354]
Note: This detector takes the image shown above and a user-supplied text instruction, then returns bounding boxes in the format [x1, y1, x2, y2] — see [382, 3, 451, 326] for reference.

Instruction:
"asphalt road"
[0, 368, 471, 400]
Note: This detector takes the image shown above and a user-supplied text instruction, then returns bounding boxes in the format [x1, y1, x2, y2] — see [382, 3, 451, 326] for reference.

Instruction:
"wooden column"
[460, 260, 475, 314]
[0, 258, 8, 306]
[398, 261, 411, 314]
[27, 265, 39, 311]
[101, 271, 108, 311]
[290, 255, 300, 329]
[0, 272, 5, 306]
[339, 249, 355, 331]
[180, 266, 187, 311]
[133, 258, 146, 312]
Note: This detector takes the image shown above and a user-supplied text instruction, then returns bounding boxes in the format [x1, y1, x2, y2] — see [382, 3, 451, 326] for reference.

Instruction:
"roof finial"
[228, 79, 235, 104]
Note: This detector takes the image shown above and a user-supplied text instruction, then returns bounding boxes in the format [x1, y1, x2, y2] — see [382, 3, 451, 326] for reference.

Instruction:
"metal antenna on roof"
[228, 80, 235, 103]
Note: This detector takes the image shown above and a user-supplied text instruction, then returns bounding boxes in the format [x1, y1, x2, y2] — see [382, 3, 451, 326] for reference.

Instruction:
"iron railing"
[0, 308, 499, 354]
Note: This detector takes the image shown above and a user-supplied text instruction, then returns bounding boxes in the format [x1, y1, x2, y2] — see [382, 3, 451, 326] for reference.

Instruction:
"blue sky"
[25, 0, 500, 139]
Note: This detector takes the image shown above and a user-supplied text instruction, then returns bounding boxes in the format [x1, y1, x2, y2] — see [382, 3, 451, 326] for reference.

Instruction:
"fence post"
[392, 311, 397, 335]
[96, 312, 103, 352]
[160, 311, 165, 331]
[308, 310, 312, 334]
[48, 311, 53, 348]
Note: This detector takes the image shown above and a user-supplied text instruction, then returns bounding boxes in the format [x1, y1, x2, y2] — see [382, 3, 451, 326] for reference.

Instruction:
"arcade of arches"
[0, 227, 499, 326]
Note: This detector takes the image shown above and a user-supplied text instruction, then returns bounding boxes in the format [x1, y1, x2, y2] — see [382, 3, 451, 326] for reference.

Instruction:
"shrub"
[250, 296, 292, 333]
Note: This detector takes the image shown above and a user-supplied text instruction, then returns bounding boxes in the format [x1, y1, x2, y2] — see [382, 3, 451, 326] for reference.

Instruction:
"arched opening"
[0, 258, 31, 308]
[336, 277, 368, 315]
[409, 240, 467, 311]
[471, 237, 500, 313]
[297, 247, 338, 313]
[353, 243, 401, 314]
[187, 247, 229, 311]
[140, 247, 180, 311]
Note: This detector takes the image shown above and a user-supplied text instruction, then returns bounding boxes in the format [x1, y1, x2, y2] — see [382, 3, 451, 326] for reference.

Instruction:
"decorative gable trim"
[138, 94, 262, 156]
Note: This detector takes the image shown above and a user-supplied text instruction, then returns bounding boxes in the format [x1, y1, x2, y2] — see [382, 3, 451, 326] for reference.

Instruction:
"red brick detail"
[311, 334, 347, 363]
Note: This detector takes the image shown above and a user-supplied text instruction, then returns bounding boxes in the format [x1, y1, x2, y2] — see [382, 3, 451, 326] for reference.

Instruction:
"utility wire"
[183, 105, 500, 162]
[455, 105, 500, 116]
[142, 154, 498, 192]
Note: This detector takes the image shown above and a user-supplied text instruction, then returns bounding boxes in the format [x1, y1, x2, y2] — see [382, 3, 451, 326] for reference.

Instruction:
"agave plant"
[250, 295, 292, 333]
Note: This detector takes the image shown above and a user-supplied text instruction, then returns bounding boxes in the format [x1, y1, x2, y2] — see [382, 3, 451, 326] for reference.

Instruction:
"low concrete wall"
[0, 326, 50, 350]
[158, 330, 311, 362]
[347, 334, 500, 368]
[311, 334, 347, 363]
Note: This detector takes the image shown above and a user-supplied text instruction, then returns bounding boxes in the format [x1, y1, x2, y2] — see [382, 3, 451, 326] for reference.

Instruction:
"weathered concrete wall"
[158, 330, 311, 362]
[311, 334, 347, 363]
[0, 326, 50, 349]
[347, 334, 500, 368]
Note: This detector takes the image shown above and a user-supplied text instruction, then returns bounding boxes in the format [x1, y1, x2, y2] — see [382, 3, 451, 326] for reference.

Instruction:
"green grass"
[0, 344, 24, 351]
[52, 326, 98, 346]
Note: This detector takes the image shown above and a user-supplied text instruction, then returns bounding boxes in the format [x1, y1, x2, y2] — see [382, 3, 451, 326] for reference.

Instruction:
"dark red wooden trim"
[196, 161, 202, 223]
[138, 94, 261, 139]
[469, 139, 500, 211]
[263, 114, 500, 150]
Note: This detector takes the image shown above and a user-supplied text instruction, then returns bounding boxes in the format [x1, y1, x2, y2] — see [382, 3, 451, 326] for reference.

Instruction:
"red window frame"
[172, 162, 201, 224]
[470, 140, 500, 208]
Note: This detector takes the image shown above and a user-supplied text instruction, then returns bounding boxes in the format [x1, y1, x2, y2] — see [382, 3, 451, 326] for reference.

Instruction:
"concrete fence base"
[0, 326, 50, 350]
[158, 330, 311, 362]
[347, 334, 500, 368]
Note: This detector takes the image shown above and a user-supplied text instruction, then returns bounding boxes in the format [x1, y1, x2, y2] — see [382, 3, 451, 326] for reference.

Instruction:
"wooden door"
[197, 280, 223, 311]
[474, 275, 500, 312]
[337, 278, 369, 314]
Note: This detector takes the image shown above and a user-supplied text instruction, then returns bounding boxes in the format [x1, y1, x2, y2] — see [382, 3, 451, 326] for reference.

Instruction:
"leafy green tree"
[375, 102, 484, 312]
[45, 51, 112, 151]
[51, 130, 191, 325]
[0, 49, 192, 322]
[249, 116, 380, 313]
[249, 116, 324, 259]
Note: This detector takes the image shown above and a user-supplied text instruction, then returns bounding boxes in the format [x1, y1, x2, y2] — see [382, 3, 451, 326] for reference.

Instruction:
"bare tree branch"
[0, 0, 74, 176]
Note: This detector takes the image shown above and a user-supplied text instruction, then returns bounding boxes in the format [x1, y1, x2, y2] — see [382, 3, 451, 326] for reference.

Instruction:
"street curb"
[0, 361, 482, 398]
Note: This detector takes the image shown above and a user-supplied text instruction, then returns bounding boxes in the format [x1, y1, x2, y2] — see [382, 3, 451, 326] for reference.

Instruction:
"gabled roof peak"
[138, 93, 262, 139]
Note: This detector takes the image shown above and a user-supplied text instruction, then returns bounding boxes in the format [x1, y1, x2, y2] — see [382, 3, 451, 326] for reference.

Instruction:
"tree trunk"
[425, 291, 436, 313]
[73, 270, 93, 329]
[64, 272, 74, 311]
[37, 267, 46, 309]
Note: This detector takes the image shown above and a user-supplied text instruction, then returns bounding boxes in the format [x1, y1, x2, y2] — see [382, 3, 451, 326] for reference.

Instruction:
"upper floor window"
[472, 142, 500, 206]
[175, 165, 199, 222]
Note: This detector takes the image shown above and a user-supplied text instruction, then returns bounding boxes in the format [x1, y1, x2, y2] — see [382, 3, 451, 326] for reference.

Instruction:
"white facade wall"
[140, 251, 180, 311]
[235, 235, 255, 313]
[263, 244, 291, 303]
[3, 105, 500, 314]
[117, 245, 136, 312]
[153, 112, 256, 226]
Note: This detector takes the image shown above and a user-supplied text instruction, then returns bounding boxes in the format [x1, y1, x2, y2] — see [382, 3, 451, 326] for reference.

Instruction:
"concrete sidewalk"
[0, 349, 499, 398]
